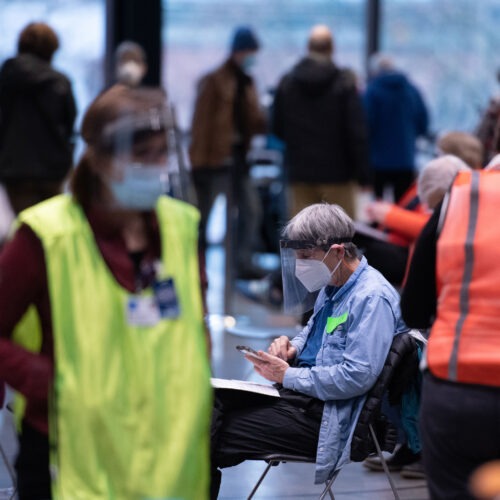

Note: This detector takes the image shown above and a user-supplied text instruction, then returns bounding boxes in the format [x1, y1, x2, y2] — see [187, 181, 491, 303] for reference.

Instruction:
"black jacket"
[0, 53, 77, 181]
[271, 57, 370, 185]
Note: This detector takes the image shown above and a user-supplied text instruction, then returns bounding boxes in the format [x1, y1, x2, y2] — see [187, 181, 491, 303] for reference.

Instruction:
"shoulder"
[354, 264, 401, 304]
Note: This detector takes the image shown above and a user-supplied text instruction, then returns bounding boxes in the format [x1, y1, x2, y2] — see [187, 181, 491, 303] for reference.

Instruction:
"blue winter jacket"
[363, 70, 429, 171]
[282, 257, 409, 483]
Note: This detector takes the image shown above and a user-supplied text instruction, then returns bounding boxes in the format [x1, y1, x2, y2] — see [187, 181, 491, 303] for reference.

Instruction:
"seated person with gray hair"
[211, 203, 410, 499]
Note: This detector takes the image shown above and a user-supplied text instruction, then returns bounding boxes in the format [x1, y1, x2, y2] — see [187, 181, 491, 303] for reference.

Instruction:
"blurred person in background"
[363, 53, 429, 202]
[361, 154, 470, 480]
[272, 24, 370, 219]
[0, 22, 77, 214]
[356, 131, 481, 288]
[189, 25, 267, 280]
[0, 85, 211, 499]
[114, 40, 148, 87]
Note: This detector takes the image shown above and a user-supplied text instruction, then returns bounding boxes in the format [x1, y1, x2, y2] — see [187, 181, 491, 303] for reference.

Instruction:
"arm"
[63, 79, 77, 141]
[188, 75, 217, 167]
[270, 79, 285, 141]
[400, 203, 440, 328]
[412, 85, 429, 137]
[383, 205, 430, 241]
[283, 295, 397, 401]
[0, 225, 52, 401]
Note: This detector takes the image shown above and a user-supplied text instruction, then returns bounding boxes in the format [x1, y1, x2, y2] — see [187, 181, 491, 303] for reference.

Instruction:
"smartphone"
[236, 345, 262, 360]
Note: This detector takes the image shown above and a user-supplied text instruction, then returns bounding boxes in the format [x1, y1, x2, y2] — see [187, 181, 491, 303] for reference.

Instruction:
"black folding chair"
[246, 332, 420, 500]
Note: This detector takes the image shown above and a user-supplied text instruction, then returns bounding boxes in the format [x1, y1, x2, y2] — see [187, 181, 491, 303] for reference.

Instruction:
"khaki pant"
[288, 181, 358, 219]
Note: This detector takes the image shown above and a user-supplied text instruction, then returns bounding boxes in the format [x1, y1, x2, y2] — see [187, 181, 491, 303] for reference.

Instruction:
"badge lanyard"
[126, 260, 180, 326]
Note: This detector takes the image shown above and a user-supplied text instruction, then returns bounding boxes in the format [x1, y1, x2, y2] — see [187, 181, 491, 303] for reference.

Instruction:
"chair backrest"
[350, 332, 420, 461]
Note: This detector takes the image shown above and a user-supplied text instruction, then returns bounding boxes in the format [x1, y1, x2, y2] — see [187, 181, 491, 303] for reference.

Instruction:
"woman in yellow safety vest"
[0, 84, 212, 500]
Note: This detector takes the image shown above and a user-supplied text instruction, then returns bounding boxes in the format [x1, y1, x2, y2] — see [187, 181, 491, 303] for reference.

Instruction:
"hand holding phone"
[236, 345, 264, 361]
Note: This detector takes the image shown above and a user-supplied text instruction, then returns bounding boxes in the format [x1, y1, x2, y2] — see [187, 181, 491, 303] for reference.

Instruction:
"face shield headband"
[279, 237, 352, 315]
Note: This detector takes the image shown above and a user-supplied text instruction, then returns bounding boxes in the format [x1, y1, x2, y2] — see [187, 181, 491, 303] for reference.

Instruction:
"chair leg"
[0, 441, 17, 499]
[247, 460, 279, 500]
[319, 468, 339, 500]
[368, 424, 401, 500]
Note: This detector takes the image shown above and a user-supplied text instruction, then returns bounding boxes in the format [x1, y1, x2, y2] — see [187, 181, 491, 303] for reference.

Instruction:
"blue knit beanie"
[230, 26, 260, 53]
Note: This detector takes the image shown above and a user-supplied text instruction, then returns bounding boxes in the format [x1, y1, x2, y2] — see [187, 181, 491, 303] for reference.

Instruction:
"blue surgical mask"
[110, 163, 168, 210]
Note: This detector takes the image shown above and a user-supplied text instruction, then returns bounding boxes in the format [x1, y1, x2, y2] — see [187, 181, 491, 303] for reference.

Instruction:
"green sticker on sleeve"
[326, 312, 348, 334]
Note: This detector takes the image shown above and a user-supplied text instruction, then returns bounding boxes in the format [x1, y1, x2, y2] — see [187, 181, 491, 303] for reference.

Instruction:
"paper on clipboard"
[353, 221, 390, 242]
[210, 378, 280, 398]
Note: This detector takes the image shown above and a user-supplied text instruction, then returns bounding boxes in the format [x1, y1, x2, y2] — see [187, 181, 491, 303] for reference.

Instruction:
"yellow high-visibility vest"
[19, 194, 212, 499]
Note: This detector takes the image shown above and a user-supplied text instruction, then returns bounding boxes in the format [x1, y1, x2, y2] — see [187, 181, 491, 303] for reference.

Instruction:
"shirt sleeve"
[283, 294, 396, 401]
[384, 205, 430, 241]
[0, 224, 53, 401]
[400, 203, 440, 328]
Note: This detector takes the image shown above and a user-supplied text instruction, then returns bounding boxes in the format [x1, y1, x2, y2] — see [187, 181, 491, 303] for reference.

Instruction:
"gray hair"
[417, 155, 470, 209]
[283, 203, 357, 257]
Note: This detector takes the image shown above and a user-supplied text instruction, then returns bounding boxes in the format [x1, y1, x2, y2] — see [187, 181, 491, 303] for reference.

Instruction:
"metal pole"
[223, 165, 235, 315]
[366, 0, 382, 73]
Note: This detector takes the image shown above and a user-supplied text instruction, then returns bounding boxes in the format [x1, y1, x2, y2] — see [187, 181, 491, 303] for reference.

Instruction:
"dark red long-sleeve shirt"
[0, 208, 207, 433]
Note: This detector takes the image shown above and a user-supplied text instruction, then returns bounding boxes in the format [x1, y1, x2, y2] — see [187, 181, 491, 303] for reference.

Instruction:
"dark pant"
[211, 387, 324, 499]
[420, 372, 500, 500]
[16, 423, 51, 500]
[373, 170, 415, 202]
[192, 163, 262, 277]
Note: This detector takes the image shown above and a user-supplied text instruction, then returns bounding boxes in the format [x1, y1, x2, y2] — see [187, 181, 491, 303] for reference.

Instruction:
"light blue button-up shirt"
[282, 257, 409, 483]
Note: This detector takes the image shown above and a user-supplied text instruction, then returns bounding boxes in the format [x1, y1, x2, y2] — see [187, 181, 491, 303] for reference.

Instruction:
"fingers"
[268, 336, 290, 360]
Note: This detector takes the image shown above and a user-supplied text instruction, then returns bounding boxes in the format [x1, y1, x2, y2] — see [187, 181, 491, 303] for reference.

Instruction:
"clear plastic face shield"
[280, 238, 351, 315]
[102, 103, 189, 210]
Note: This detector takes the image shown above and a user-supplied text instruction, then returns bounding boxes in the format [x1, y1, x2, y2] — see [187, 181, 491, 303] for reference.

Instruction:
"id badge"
[153, 277, 180, 319]
[126, 295, 161, 326]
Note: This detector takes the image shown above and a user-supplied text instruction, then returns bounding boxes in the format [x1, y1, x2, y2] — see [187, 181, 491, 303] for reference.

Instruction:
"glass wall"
[382, 0, 500, 135]
[162, 0, 366, 130]
[0, 0, 106, 133]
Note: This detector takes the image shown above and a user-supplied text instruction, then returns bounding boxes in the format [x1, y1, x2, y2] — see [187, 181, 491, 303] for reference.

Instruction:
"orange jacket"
[381, 183, 430, 246]
[429, 170, 500, 386]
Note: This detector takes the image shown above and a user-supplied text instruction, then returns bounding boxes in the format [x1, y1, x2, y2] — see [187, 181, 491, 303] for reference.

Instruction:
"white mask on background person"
[295, 250, 343, 292]
[116, 61, 145, 87]
[110, 163, 168, 210]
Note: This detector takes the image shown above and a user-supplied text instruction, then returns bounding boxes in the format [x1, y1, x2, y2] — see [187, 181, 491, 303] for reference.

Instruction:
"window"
[382, 0, 500, 133]
[163, 0, 366, 130]
[0, 0, 106, 132]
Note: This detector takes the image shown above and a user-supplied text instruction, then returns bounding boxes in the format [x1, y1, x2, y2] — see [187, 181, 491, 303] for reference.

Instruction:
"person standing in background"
[189, 26, 267, 280]
[363, 53, 429, 202]
[114, 40, 148, 88]
[0, 22, 77, 214]
[271, 24, 370, 219]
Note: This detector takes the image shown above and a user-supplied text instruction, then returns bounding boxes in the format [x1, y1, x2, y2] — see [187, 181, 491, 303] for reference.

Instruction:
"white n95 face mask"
[295, 255, 342, 292]
[116, 61, 145, 86]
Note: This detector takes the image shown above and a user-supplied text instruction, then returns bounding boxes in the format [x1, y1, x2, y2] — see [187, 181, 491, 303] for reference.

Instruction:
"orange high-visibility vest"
[429, 170, 500, 386]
